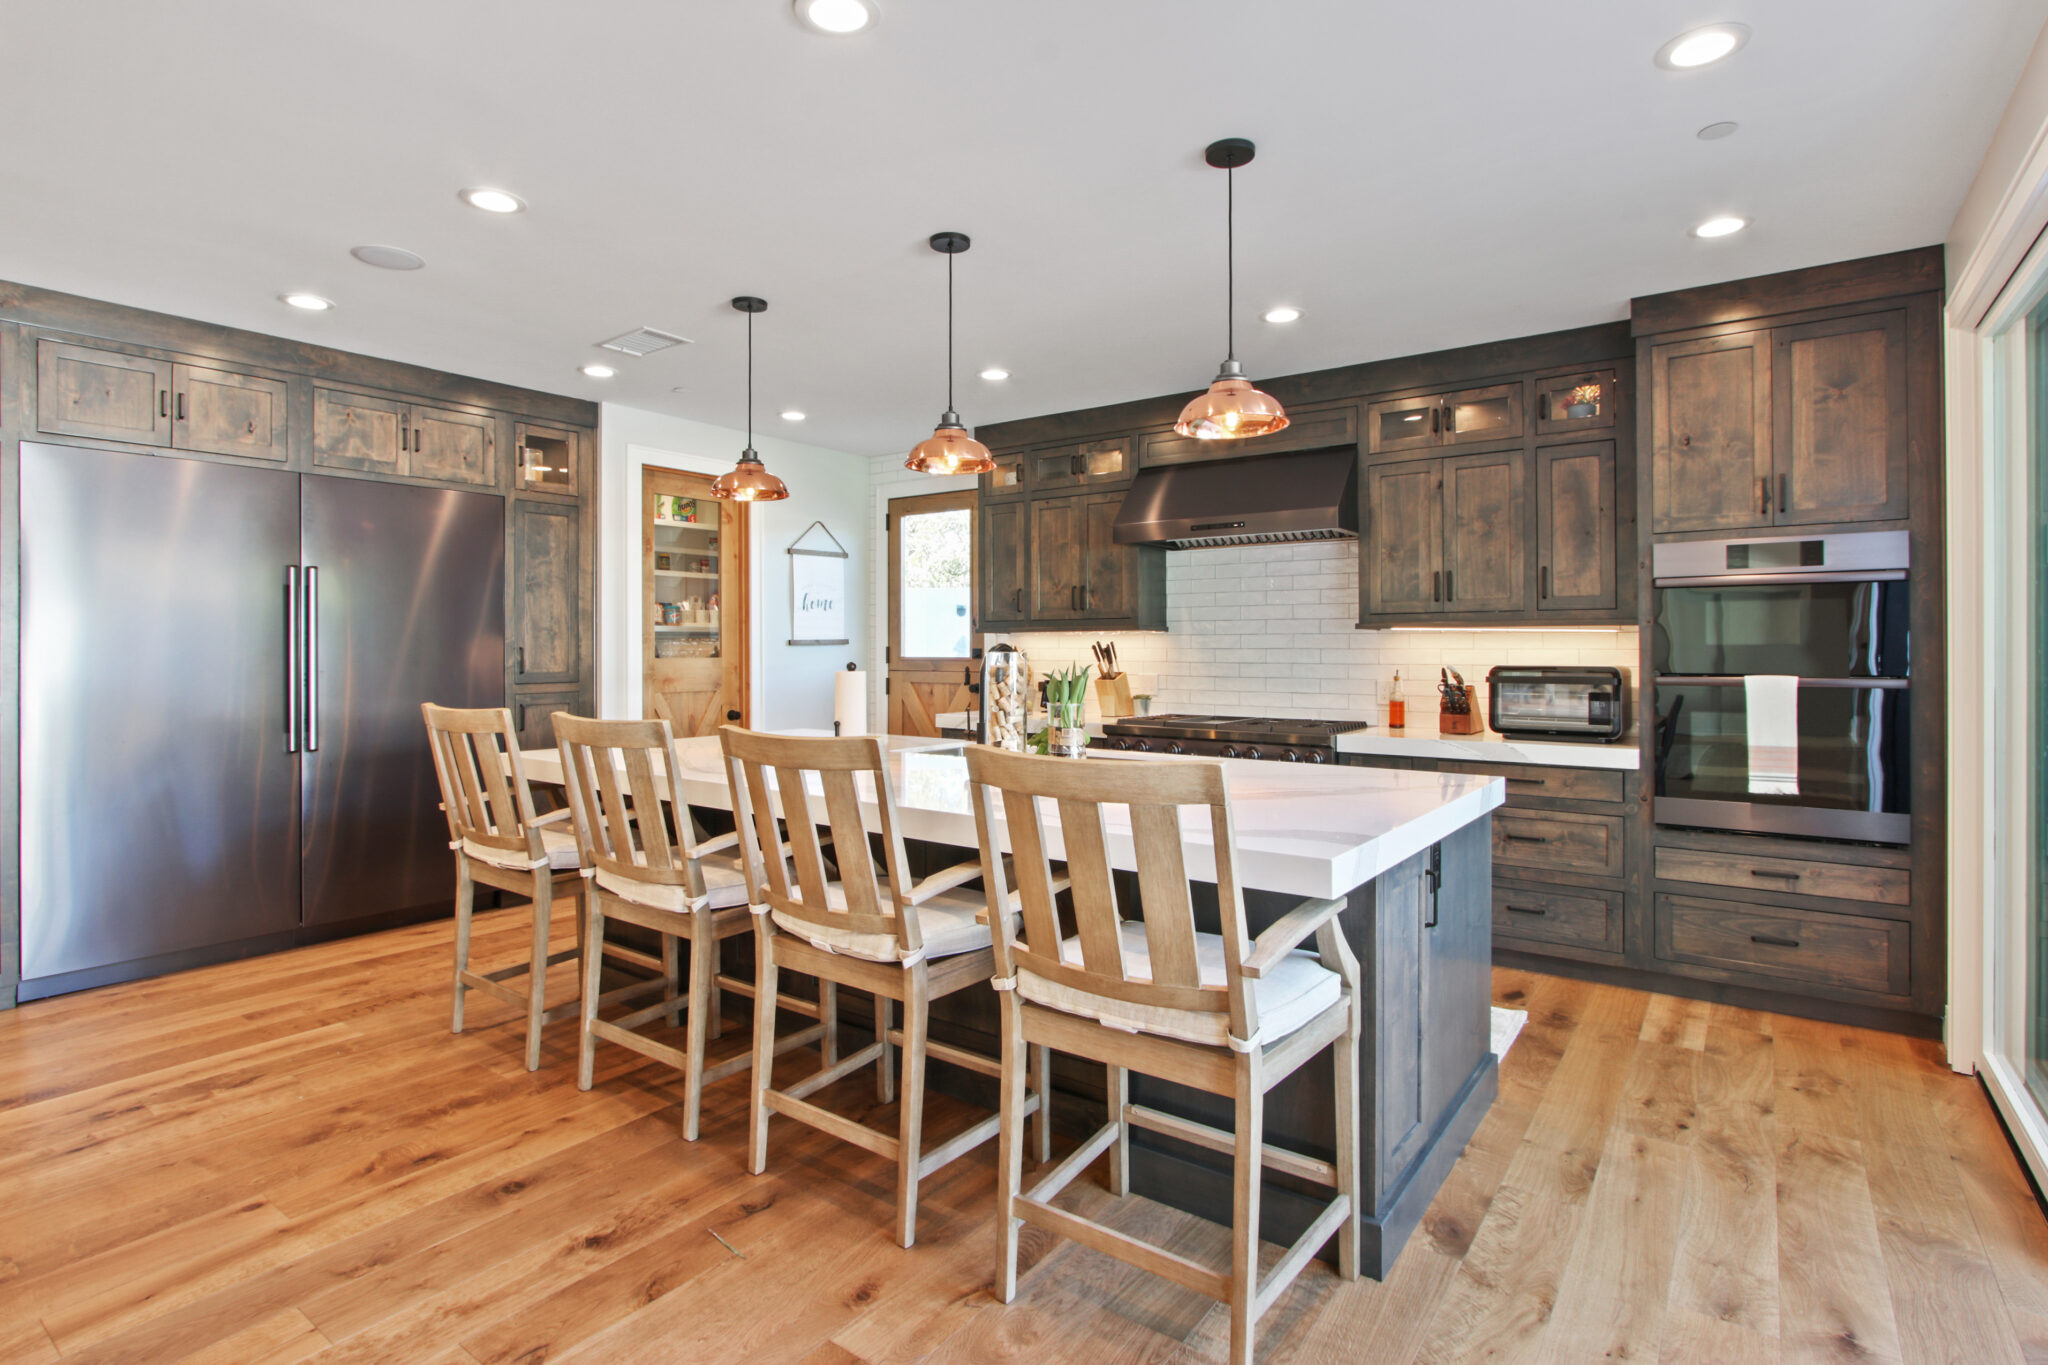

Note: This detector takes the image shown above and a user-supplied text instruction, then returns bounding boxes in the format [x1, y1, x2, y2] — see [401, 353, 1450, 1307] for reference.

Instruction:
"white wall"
[599, 403, 871, 730]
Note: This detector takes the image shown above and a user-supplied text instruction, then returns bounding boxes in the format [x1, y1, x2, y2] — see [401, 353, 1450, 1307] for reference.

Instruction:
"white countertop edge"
[1336, 727, 1639, 770]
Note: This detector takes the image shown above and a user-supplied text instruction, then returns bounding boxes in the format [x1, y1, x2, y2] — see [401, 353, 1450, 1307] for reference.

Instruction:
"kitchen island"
[522, 736, 1503, 1277]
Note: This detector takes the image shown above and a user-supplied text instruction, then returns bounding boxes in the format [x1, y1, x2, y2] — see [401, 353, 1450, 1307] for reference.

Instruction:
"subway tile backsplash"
[992, 540, 1637, 722]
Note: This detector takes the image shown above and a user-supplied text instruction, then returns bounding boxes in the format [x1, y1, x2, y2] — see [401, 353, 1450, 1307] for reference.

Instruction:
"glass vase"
[982, 644, 1027, 751]
[1048, 700, 1088, 758]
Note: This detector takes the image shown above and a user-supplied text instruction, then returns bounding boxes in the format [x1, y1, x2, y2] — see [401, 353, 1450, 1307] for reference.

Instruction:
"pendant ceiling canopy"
[710, 295, 791, 501]
[905, 231, 997, 476]
[1175, 138, 1290, 442]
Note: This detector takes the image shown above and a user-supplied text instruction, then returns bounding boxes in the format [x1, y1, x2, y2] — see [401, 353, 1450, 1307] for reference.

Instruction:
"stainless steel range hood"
[1111, 446, 1359, 549]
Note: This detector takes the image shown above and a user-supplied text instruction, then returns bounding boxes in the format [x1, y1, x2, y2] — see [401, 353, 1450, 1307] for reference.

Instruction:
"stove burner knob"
[1309, 749, 1328, 763]
[1282, 749, 1302, 762]
[1222, 745, 1240, 759]
[1244, 746, 1261, 761]
[1135, 740, 1152, 752]
[1168, 742, 1184, 755]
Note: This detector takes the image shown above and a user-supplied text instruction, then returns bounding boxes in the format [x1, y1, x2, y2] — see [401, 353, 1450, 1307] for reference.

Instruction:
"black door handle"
[159, 389, 168, 418]
[1760, 476, 1771, 515]
[517, 645, 526, 676]
[518, 702, 528, 732]
[726, 708, 742, 721]
[1504, 904, 1545, 916]
[1751, 934, 1801, 949]
[1433, 570, 1441, 602]
[1012, 586, 1023, 612]
[1778, 474, 1789, 517]
[1424, 844, 1442, 929]
[1445, 570, 1454, 602]
[175, 392, 186, 421]
[1540, 565, 1549, 600]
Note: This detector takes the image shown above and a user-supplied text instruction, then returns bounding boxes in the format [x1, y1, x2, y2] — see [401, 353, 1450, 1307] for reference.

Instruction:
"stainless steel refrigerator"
[19, 442, 505, 999]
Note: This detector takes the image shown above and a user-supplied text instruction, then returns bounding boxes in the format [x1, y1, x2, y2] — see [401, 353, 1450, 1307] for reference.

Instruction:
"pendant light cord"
[1226, 165, 1235, 364]
[746, 308, 755, 452]
[947, 249, 957, 413]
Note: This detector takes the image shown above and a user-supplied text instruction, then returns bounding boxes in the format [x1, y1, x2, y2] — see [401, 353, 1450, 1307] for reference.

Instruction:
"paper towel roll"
[834, 669, 869, 736]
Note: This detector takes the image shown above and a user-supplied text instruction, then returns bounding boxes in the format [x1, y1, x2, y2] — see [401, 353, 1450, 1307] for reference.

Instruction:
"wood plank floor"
[2, 900, 2044, 1363]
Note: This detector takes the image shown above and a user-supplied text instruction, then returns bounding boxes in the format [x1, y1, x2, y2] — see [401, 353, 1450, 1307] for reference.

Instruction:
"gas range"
[1097, 714, 1371, 764]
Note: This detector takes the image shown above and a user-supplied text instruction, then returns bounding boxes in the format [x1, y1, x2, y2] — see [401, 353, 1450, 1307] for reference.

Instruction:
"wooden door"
[1535, 441, 1616, 611]
[1772, 311, 1909, 525]
[1375, 850, 1430, 1190]
[512, 499, 580, 685]
[888, 489, 979, 736]
[406, 403, 496, 486]
[1031, 495, 1086, 621]
[1440, 381, 1523, 448]
[1365, 459, 1443, 616]
[171, 363, 288, 461]
[1651, 331, 1772, 533]
[312, 387, 405, 474]
[1365, 393, 1444, 455]
[36, 339, 172, 445]
[980, 499, 1031, 626]
[643, 467, 749, 737]
[1440, 449, 1526, 613]
[1079, 490, 1133, 619]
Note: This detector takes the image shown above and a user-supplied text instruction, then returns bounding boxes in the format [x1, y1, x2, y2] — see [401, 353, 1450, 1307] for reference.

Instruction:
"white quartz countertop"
[1336, 721, 1639, 770]
[522, 734, 1502, 901]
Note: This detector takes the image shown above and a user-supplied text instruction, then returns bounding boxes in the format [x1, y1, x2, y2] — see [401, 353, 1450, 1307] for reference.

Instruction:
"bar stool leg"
[682, 913, 716, 1142]
[708, 937, 725, 1041]
[995, 993, 1027, 1303]
[895, 974, 929, 1249]
[662, 936, 683, 1029]
[1029, 1043, 1052, 1164]
[748, 924, 779, 1175]
[821, 981, 840, 1067]
[578, 898, 606, 1091]
[1228, 1060, 1264, 1365]
[524, 875, 553, 1072]
[451, 861, 476, 1034]
[876, 993, 896, 1103]
[1107, 1065, 1130, 1196]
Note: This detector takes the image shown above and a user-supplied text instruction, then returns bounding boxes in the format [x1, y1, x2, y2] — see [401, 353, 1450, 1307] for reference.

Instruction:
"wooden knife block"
[1094, 673, 1134, 719]
[1439, 687, 1483, 734]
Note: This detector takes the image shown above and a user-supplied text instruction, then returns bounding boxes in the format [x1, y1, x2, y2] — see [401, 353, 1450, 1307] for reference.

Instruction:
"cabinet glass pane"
[1077, 444, 1126, 478]
[1377, 404, 1435, 445]
[1448, 393, 1515, 439]
[900, 506, 973, 658]
[986, 456, 1024, 493]
[520, 433, 575, 492]
[651, 495, 722, 659]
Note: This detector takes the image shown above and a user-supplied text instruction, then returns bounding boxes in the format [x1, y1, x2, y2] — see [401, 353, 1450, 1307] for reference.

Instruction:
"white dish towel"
[1745, 674, 1801, 796]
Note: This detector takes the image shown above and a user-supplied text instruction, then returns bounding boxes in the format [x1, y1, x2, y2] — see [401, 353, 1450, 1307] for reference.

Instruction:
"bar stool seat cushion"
[592, 850, 752, 913]
[462, 825, 581, 872]
[1018, 920, 1341, 1050]
[770, 882, 1008, 963]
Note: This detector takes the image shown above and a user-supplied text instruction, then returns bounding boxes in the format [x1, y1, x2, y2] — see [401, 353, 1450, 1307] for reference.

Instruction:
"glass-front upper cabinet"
[1029, 438, 1132, 493]
[1536, 369, 1619, 437]
[979, 450, 1026, 500]
[516, 422, 580, 494]
[1366, 382, 1525, 454]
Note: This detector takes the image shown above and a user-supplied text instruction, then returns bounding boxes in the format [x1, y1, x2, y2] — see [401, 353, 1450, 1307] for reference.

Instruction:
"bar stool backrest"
[719, 727, 924, 958]
[554, 713, 709, 897]
[422, 703, 546, 868]
[964, 747, 1255, 1045]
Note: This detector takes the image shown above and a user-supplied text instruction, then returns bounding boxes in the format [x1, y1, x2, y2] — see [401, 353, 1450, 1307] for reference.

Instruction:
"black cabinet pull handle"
[1504, 833, 1547, 843]
[1760, 477, 1771, 515]
[175, 392, 186, 421]
[517, 645, 526, 675]
[1750, 868, 1802, 881]
[518, 702, 528, 732]
[1433, 570, 1442, 602]
[1431, 407, 1441, 435]
[1013, 587, 1023, 612]
[1445, 571, 1454, 602]
[1751, 934, 1801, 949]
[1514, 777, 1549, 787]
[1778, 474, 1789, 516]
[159, 389, 168, 418]
[1539, 393, 1550, 421]
[1424, 844, 1442, 928]
[1505, 904, 1546, 916]
[1540, 565, 1549, 600]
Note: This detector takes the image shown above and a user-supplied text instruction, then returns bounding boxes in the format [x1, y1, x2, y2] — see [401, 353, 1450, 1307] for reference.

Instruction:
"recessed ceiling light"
[1262, 306, 1302, 324]
[580, 363, 616, 379]
[280, 292, 333, 311]
[351, 244, 425, 271]
[980, 367, 1010, 381]
[781, 409, 807, 422]
[1696, 121, 1740, 141]
[1655, 23, 1750, 70]
[459, 187, 525, 214]
[793, 0, 876, 34]
[1692, 215, 1749, 239]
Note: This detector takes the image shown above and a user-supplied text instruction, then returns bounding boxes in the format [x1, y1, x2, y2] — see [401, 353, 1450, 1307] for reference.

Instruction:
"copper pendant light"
[905, 231, 997, 475]
[1174, 138, 1289, 442]
[709, 296, 790, 501]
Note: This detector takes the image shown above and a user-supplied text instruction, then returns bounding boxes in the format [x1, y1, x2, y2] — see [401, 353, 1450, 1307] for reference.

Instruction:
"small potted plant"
[1565, 383, 1602, 419]
[1042, 664, 1092, 758]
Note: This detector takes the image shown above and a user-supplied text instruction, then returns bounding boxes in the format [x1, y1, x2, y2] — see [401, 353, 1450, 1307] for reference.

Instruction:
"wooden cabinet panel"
[408, 404, 495, 486]
[1440, 450, 1525, 612]
[1140, 402, 1357, 466]
[512, 500, 580, 685]
[1655, 893, 1908, 997]
[1654, 846, 1910, 907]
[1493, 882, 1623, 952]
[1436, 760, 1625, 805]
[1772, 311, 1908, 525]
[1080, 491, 1131, 618]
[1365, 460, 1443, 615]
[1441, 382, 1522, 448]
[980, 500, 1030, 626]
[1534, 369, 1618, 437]
[1492, 809, 1625, 878]
[1535, 441, 1615, 611]
[980, 450, 1026, 500]
[1030, 438, 1131, 493]
[1030, 497, 1084, 621]
[1651, 331, 1772, 533]
[312, 387, 405, 474]
[1375, 851, 1429, 1183]
[514, 689, 583, 752]
[172, 364, 287, 461]
[515, 422, 579, 494]
[1366, 394, 1445, 455]
[36, 340, 172, 445]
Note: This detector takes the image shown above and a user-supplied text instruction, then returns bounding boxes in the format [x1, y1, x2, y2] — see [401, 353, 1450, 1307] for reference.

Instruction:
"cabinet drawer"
[1654, 846, 1909, 907]
[1655, 893, 1908, 996]
[1493, 883, 1621, 952]
[1439, 761, 1624, 805]
[1492, 809, 1625, 877]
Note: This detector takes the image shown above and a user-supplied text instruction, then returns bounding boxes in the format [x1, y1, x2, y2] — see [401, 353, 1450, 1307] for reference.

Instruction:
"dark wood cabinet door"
[1030, 438, 1132, 493]
[1376, 850, 1430, 1189]
[1079, 490, 1132, 618]
[515, 422, 580, 494]
[1535, 441, 1615, 611]
[1031, 496, 1085, 621]
[512, 499, 580, 685]
[1651, 331, 1772, 533]
[1535, 368, 1618, 437]
[312, 387, 405, 474]
[1365, 460, 1443, 616]
[1772, 311, 1909, 525]
[406, 403, 496, 486]
[171, 363, 288, 461]
[514, 688, 583, 752]
[1365, 394, 1444, 454]
[1441, 449, 1526, 612]
[36, 339, 173, 445]
[1440, 381, 1523, 448]
[980, 450, 1027, 500]
[980, 499, 1031, 626]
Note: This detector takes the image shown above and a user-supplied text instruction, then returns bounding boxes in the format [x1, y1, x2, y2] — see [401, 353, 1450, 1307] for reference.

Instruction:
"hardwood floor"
[2, 900, 2044, 1364]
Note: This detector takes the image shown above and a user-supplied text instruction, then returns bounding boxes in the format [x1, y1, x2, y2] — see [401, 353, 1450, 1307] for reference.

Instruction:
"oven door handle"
[1653, 569, 1907, 588]
[1654, 675, 1908, 689]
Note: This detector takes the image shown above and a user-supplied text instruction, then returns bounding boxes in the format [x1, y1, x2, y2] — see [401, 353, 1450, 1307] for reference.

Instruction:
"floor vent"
[598, 327, 692, 357]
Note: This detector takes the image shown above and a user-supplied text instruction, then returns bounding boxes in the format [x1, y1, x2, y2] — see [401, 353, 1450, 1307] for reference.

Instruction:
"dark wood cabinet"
[1030, 497, 1085, 621]
[172, 363, 287, 462]
[514, 688, 583, 752]
[1535, 369, 1618, 437]
[406, 403, 495, 486]
[512, 499, 580, 685]
[979, 488, 1163, 632]
[1366, 382, 1523, 456]
[1029, 438, 1131, 493]
[980, 499, 1030, 626]
[980, 450, 1026, 500]
[1080, 490, 1132, 617]
[1535, 441, 1616, 611]
[312, 387, 405, 474]
[1441, 450, 1525, 612]
[1650, 331, 1773, 534]
[1364, 460, 1442, 616]
[1772, 311, 1908, 525]
[36, 340, 173, 446]
[515, 422, 580, 495]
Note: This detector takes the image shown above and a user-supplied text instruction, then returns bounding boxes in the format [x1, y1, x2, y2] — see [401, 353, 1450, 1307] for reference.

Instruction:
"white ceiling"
[2, 1, 2041, 456]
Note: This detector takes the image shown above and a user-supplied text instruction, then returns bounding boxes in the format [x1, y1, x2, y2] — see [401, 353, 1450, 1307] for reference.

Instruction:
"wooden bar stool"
[555, 714, 834, 1141]
[423, 703, 658, 1072]
[964, 746, 1361, 1365]
[719, 727, 1050, 1249]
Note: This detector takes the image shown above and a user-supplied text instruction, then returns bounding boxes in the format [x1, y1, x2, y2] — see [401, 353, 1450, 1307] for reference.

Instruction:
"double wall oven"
[1651, 531, 1911, 844]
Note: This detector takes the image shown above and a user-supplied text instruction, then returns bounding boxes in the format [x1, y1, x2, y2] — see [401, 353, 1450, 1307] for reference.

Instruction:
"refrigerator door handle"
[304, 565, 320, 752]
[285, 566, 301, 753]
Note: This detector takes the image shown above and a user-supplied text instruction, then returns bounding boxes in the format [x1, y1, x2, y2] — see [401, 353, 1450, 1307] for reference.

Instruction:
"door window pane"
[900, 507, 972, 658]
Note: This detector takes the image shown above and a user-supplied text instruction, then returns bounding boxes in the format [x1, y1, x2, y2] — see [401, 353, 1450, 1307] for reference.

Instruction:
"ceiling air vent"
[597, 327, 692, 357]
